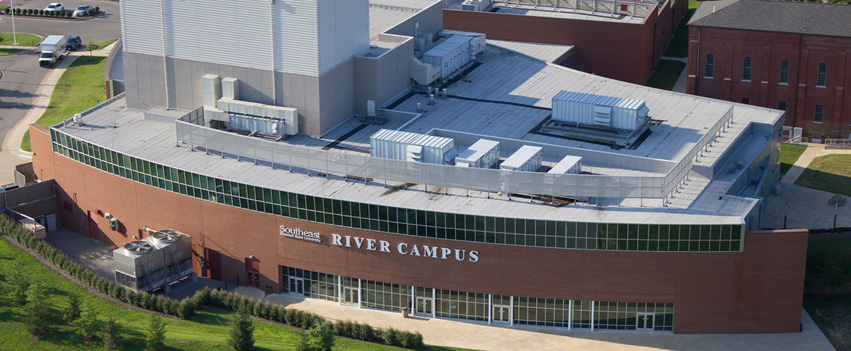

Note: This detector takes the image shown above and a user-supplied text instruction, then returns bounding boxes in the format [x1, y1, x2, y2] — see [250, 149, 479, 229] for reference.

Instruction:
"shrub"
[381, 327, 400, 346]
[228, 310, 255, 351]
[355, 322, 376, 341]
[177, 298, 196, 319]
[285, 308, 298, 326]
[38, 9, 44, 16]
[146, 314, 166, 351]
[66, 11, 72, 18]
[400, 331, 424, 350]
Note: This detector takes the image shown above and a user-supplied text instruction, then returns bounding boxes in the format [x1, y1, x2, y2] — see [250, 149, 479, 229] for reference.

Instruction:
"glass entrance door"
[343, 287, 359, 305]
[288, 277, 304, 295]
[493, 304, 510, 324]
[416, 297, 432, 316]
[636, 312, 654, 331]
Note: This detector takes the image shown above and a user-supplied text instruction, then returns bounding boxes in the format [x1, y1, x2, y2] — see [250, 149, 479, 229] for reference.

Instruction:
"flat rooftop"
[53, 44, 780, 226]
[486, 39, 574, 63]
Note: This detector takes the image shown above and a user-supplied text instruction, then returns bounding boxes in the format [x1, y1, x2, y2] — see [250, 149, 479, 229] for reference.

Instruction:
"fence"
[826, 138, 851, 150]
[494, 0, 658, 18]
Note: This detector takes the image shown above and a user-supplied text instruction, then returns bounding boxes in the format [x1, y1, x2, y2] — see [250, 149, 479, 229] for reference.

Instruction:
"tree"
[76, 303, 100, 340]
[85, 41, 98, 56]
[64, 295, 81, 326]
[145, 314, 166, 351]
[102, 317, 118, 351]
[8, 258, 30, 304]
[24, 282, 50, 337]
[228, 310, 255, 351]
[295, 332, 311, 351]
[306, 321, 335, 351]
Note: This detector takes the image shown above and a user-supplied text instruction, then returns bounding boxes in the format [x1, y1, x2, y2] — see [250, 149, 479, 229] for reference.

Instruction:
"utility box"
[422, 35, 474, 80]
[500, 145, 543, 172]
[456, 139, 500, 168]
[552, 91, 650, 131]
[370, 129, 457, 165]
[548, 155, 583, 175]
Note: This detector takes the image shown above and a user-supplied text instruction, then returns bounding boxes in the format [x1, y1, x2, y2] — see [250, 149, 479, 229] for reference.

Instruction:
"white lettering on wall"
[281, 226, 480, 263]
[279, 225, 321, 243]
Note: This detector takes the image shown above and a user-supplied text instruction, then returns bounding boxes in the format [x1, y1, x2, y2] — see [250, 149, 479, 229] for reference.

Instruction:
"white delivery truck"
[39, 35, 68, 68]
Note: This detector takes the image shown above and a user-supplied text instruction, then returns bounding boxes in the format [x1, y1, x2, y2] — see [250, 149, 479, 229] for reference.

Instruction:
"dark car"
[66, 35, 82, 51]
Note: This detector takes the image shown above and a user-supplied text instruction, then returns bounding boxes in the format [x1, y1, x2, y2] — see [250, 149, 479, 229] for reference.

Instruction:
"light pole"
[3, 0, 17, 45]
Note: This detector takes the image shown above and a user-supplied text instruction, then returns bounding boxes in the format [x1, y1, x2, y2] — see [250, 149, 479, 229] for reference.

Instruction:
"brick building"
[687, 0, 851, 141]
[443, 0, 688, 85]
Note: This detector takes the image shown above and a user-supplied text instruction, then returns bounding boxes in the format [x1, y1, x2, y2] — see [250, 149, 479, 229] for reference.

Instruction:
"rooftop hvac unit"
[552, 91, 650, 131]
[422, 35, 475, 80]
[113, 230, 193, 292]
[500, 145, 543, 172]
[370, 129, 457, 165]
[456, 139, 500, 168]
[548, 155, 583, 175]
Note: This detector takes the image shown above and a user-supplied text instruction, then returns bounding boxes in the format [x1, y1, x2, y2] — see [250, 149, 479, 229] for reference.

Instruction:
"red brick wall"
[443, 2, 687, 85]
[688, 27, 851, 139]
[31, 125, 807, 334]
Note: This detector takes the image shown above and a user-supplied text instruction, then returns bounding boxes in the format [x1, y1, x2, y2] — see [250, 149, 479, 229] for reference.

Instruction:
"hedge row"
[0, 215, 425, 349]
[0, 7, 99, 17]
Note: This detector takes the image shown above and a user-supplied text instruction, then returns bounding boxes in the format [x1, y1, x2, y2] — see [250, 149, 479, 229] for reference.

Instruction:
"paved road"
[0, 48, 46, 149]
[0, 0, 120, 43]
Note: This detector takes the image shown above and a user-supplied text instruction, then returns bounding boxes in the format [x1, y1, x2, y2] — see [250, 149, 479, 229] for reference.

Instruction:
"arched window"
[817, 63, 826, 87]
[742, 57, 752, 81]
[779, 60, 789, 84]
[705, 54, 714, 78]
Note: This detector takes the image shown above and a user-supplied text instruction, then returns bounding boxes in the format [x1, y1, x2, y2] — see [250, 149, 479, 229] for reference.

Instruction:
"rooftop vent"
[123, 240, 154, 255]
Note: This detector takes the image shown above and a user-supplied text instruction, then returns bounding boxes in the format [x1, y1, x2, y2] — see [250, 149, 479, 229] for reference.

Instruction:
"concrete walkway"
[659, 56, 688, 93]
[230, 289, 835, 351]
[763, 143, 851, 230]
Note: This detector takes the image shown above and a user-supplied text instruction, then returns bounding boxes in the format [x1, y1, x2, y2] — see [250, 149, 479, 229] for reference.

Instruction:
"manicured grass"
[804, 294, 851, 351]
[646, 60, 686, 90]
[0, 48, 25, 55]
[21, 56, 107, 151]
[90, 39, 117, 50]
[795, 155, 851, 197]
[780, 143, 808, 174]
[663, 0, 701, 58]
[0, 32, 42, 47]
[0, 236, 468, 351]
[806, 238, 851, 286]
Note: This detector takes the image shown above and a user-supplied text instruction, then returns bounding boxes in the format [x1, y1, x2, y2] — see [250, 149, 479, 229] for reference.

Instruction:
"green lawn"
[0, 236, 467, 351]
[21, 56, 107, 151]
[806, 238, 851, 286]
[780, 144, 808, 174]
[0, 32, 42, 47]
[663, 0, 701, 58]
[795, 155, 851, 197]
[0, 48, 25, 55]
[646, 60, 686, 90]
[804, 294, 851, 351]
[90, 39, 117, 50]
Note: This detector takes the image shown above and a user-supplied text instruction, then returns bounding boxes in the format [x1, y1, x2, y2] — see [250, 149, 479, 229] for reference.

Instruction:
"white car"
[73, 5, 92, 17]
[44, 3, 64, 12]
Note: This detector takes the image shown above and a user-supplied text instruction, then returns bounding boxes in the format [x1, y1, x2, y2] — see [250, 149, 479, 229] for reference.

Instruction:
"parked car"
[44, 3, 64, 12]
[73, 5, 92, 17]
[65, 35, 82, 51]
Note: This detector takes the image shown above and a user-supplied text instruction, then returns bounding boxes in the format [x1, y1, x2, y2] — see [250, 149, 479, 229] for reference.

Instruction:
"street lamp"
[0, 0, 17, 45]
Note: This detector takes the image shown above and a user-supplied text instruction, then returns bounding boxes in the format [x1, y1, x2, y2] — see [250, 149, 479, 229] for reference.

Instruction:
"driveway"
[0, 48, 45, 148]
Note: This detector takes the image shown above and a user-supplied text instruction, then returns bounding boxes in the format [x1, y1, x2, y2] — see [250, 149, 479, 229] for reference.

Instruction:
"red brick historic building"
[444, 0, 689, 85]
[687, 0, 851, 141]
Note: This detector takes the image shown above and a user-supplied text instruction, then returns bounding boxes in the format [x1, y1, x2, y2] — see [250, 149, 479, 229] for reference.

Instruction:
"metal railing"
[495, 0, 659, 18]
[826, 138, 851, 149]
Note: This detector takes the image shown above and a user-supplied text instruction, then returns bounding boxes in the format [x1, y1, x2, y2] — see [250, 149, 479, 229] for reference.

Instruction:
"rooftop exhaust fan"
[123, 240, 154, 255]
